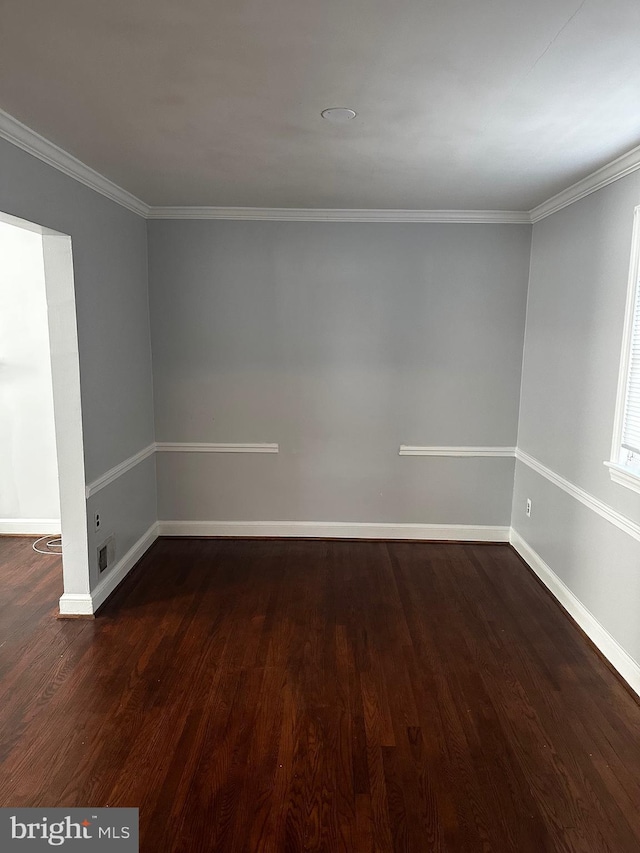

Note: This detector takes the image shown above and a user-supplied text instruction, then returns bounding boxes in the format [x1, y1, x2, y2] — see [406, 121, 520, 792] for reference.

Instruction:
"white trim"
[85, 442, 278, 499]
[530, 143, 640, 223]
[516, 448, 640, 543]
[58, 522, 159, 616]
[0, 519, 60, 535]
[399, 445, 516, 457]
[510, 530, 640, 698]
[157, 520, 510, 541]
[85, 443, 156, 498]
[41, 229, 91, 601]
[155, 442, 279, 453]
[0, 108, 149, 218]
[604, 462, 640, 496]
[57, 593, 94, 617]
[146, 207, 531, 223]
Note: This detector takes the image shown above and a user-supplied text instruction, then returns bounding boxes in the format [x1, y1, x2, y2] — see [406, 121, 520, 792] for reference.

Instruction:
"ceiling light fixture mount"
[321, 107, 357, 123]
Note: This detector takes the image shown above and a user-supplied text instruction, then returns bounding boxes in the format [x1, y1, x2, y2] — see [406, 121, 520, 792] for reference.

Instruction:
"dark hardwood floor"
[1, 535, 640, 851]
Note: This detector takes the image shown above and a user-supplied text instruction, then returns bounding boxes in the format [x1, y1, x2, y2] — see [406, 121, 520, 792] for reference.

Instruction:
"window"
[607, 205, 640, 494]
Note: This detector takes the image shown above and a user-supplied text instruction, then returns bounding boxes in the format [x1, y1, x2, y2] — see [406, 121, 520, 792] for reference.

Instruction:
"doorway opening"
[0, 211, 89, 614]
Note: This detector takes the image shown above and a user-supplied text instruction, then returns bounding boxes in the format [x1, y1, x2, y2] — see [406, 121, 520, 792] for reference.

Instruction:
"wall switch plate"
[526, 498, 532, 518]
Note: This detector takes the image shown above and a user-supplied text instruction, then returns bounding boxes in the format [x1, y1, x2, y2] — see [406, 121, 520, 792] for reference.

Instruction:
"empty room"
[2, 1, 640, 850]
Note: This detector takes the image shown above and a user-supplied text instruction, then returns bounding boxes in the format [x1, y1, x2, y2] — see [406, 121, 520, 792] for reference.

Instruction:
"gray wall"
[0, 139, 156, 588]
[148, 220, 531, 524]
[514, 171, 640, 664]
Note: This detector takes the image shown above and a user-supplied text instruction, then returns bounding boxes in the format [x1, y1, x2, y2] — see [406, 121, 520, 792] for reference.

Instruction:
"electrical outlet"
[526, 498, 532, 518]
[95, 512, 101, 531]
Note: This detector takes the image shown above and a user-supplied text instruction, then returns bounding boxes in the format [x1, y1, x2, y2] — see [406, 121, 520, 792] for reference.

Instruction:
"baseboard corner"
[59, 522, 159, 616]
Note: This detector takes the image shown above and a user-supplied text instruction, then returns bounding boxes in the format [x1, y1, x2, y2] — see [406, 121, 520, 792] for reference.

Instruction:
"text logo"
[1, 808, 138, 850]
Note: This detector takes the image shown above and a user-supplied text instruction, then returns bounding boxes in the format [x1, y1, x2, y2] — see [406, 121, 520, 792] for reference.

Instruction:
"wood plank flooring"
[1, 535, 640, 851]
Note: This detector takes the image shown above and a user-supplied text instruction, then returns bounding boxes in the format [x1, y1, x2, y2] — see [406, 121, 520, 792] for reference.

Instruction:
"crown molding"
[0, 108, 149, 218]
[3, 105, 640, 225]
[529, 142, 640, 223]
[146, 206, 531, 223]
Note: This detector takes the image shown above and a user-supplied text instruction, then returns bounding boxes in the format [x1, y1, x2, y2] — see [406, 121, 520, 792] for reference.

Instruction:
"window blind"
[622, 274, 640, 456]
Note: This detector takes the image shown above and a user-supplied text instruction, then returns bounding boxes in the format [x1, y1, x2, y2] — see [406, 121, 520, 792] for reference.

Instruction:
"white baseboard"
[510, 530, 640, 698]
[55, 521, 640, 698]
[58, 522, 159, 616]
[57, 593, 94, 617]
[0, 518, 60, 535]
[158, 520, 511, 541]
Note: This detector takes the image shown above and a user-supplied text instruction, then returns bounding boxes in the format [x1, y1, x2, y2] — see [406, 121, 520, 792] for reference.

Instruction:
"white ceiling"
[1, 0, 640, 210]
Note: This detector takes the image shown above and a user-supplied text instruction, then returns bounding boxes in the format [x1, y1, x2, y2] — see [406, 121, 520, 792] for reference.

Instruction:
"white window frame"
[606, 204, 640, 495]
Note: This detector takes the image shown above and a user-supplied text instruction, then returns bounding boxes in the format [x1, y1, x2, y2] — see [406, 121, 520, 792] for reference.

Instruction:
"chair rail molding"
[516, 448, 640, 544]
[155, 442, 279, 453]
[399, 445, 516, 457]
[85, 443, 156, 499]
